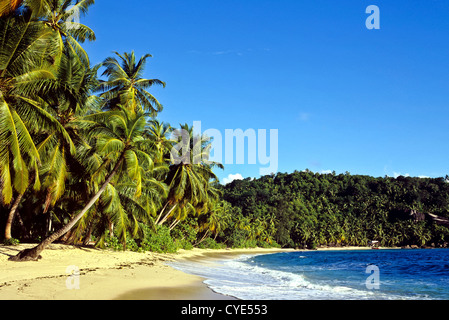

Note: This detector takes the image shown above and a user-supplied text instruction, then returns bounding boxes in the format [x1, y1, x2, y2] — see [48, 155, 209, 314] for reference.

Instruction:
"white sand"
[0, 244, 292, 300]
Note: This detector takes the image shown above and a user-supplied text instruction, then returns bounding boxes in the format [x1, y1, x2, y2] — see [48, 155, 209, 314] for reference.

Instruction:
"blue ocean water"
[169, 249, 449, 300]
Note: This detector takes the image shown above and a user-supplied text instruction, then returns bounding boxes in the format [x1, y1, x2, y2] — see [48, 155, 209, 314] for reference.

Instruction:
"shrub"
[3, 238, 20, 246]
[197, 237, 226, 249]
[126, 237, 140, 252]
[140, 225, 179, 253]
[170, 221, 197, 250]
[104, 233, 122, 251]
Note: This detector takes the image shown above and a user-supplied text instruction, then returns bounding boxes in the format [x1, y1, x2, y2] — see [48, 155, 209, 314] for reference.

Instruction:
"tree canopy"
[221, 171, 449, 249]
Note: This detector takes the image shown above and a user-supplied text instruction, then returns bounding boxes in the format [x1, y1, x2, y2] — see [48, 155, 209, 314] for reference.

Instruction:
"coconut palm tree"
[1, 0, 95, 67]
[145, 119, 173, 165]
[10, 107, 156, 260]
[71, 118, 167, 248]
[196, 200, 232, 243]
[35, 49, 100, 238]
[38, 0, 95, 66]
[155, 124, 223, 227]
[1, 13, 75, 238]
[78, 173, 167, 249]
[99, 51, 165, 115]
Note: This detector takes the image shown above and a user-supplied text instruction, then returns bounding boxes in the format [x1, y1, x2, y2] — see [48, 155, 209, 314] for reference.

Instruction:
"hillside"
[220, 171, 449, 249]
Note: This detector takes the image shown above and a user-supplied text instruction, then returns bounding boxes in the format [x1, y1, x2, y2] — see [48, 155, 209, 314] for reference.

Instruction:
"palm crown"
[99, 51, 166, 116]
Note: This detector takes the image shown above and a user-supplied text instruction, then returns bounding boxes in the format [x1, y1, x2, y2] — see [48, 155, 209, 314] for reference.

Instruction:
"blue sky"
[82, 0, 449, 183]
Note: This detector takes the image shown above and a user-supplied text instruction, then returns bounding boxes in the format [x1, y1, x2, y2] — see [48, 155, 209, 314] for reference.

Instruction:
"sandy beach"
[0, 244, 293, 300]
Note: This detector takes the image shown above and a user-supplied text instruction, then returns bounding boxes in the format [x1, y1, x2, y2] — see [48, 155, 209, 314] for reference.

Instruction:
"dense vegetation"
[221, 171, 449, 249]
[0, 0, 241, 260]
[1, 1, 448, 260]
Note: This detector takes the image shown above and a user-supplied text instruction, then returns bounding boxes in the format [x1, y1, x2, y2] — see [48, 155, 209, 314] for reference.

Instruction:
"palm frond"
[0, 0, 23, 17]
[0, 154, 13, 204]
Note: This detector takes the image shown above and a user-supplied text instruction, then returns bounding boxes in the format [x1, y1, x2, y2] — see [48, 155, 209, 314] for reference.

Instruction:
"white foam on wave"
[168, 254, 410, 300]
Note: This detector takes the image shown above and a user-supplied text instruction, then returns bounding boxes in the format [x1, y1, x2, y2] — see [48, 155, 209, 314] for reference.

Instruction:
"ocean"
[169, 249, 449, 300]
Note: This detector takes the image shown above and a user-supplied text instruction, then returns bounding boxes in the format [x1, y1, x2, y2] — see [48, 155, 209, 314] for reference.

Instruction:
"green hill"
[220, 171, 449, 249]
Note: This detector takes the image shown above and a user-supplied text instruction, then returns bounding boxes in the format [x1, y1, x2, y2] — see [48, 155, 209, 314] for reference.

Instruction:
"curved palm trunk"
[154, 202, 169, 225]
[4, 173, 35, 240]
[4, 192, 25, 241]
[157, 204, 176, 226]
[169, 218, 181, 231]
[10, 154, 125, 262]
[195, 229, 211, 247]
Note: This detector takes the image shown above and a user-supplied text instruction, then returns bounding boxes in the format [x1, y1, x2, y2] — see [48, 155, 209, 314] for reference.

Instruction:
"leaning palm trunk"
[156, 203, 176, 226]
[10, 154, 125, 261]
[158, 205, 176, 226]
[154, 202, 169, 225]
[195, 229, 211, 247]
[169, 218, 181, 231]
[4, 192, 25, 240]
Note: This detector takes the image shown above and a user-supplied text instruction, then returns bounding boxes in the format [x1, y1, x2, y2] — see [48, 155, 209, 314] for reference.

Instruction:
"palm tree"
[10, 107, 155, 261]
[99, 51, 165, 115]
[80, 173, 166, 249]
[1, 0, 95, 67]
[155, 124, 223, 227]
[145, 119, 173, 165]
[263, 212, 278, 244]
[1, 13, 75, 239]
[206, 200, 231, 240]
[168, 202, 195, 231]
[35, 49, 100, 236]
[38, 0, 96, 66]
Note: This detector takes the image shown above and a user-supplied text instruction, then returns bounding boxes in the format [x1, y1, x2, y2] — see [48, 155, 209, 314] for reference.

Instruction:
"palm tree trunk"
[61, 229, 73, 243]
[157, 204, 176, 226]
[46, 211, 53, 237]
[195, 230, 211, 246]
[10, 153, 126, 262]
[83, 222, 94, 246]
[15, 211, 28, 240]
[154, 202, 169, 225]
[169, 219, 181, 231]
[4, 192, 25, 241]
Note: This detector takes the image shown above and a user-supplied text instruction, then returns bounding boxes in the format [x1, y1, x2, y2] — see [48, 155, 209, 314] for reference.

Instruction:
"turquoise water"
[170, 249, 449, 300]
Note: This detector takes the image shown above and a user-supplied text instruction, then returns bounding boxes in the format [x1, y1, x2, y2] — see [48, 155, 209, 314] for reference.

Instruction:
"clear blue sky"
[82, 0, 449, 183]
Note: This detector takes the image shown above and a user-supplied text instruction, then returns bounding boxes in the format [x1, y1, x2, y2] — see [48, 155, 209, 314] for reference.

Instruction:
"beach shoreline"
[0, 244, 293, 300]
[0, 244, 379, 300]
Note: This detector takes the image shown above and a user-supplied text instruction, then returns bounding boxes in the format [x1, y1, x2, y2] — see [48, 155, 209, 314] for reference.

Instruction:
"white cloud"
[320, 170, 333, 175]
[222, 173, 244, 185]
[389, 172, 430, 179]
[393, 172, 410, 178]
